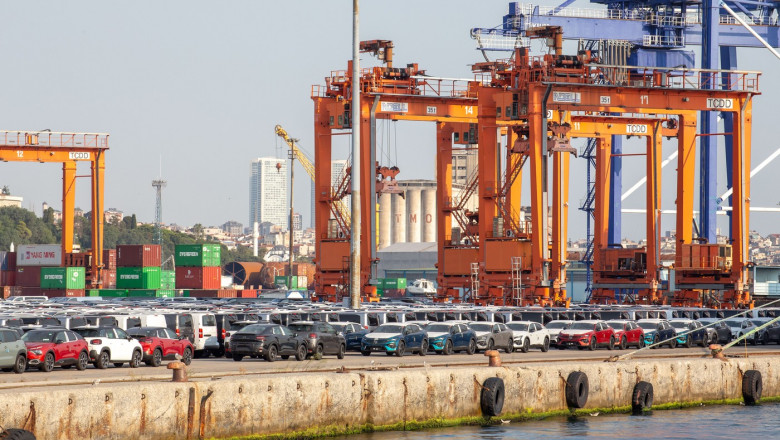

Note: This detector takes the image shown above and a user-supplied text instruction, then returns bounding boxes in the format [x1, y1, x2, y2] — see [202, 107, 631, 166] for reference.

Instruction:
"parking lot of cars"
[1, 296, 779, 376]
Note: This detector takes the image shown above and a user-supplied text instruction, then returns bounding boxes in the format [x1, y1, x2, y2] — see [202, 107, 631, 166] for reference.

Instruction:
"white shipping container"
[16, 244, 62, 266]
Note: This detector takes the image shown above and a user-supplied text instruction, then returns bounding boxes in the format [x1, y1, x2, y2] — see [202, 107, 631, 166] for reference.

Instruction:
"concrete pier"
[0, 356, 777, 439]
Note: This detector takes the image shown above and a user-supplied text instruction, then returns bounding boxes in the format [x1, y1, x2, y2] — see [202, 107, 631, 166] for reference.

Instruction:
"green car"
[0, 327, 27, 374]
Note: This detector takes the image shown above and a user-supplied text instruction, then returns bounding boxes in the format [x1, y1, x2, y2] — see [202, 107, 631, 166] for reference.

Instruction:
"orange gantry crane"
[0, 131, 109, 287]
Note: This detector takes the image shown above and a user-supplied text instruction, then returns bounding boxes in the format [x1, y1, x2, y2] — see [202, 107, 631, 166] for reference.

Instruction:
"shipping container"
[0, 251, 17, 271]
[64, 253, 92, 268]
[102, 269, 117, 288]
[127, 289, 157, 298]
[297, 275, 308, 289]
[40, 267, 86, 289]
[174, 244, 221, 267]
[16, 245, 62, 266]
[239, 289, 257, 298]
[175, 266, 221, 289]
[160, 270, 176, 289]
[103, 249, 117, 270]
[15, 266, 42, 287]
[41, 289, 85, 298]
[116, 245, 161, 267]
[19, 287, 43, 296]
[116, 267, 162, 289]
[0, 270, 15, 287]
[88, 289, 128, 298]
[156, 289, 175, 298]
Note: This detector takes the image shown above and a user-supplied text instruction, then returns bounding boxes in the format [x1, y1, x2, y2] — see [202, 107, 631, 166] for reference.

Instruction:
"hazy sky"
[1, 1, 778, 241]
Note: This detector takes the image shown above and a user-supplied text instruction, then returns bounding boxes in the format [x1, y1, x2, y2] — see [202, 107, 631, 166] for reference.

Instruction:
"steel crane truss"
[0, 131, 109, 287]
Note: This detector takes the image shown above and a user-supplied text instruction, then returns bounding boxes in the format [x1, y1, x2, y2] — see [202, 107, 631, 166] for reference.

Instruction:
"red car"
[605, 320, 645, 349]
[21, 328, 89, 372]
[556, 320, 616, 350]
[127, 327, 193, 366]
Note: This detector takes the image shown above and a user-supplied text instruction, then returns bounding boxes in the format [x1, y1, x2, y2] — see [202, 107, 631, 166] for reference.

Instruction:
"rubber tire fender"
[480, 377, 505, 417]
[0, 428, 36, 440]
[631, 381, 654, 413]
[742, 370, 762, 405]
[565, 371, 589, 408]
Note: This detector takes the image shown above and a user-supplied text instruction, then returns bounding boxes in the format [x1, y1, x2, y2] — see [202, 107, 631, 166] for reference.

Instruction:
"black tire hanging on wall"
[631, 381, 654, 413]
[0, 428, 37, 440]
[565, 371, 589, 409]
[480, 377, 505, 417]
[742, 370, 763, 405]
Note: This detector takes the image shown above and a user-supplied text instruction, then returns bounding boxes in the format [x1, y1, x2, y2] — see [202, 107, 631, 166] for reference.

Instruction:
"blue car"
[330, 322, 369, 352]
[361, 323, 428, 357]
[669, 319, 708, 347]
[425, 322, 477, 355]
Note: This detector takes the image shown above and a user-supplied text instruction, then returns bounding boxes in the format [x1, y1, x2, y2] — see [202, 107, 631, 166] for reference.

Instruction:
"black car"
[697, 318, 733, 343]
[287, 321, 346, 359]
[230, 323, 307, 362]
[760, 320, 780, 344]
[330, 322, 369, 352]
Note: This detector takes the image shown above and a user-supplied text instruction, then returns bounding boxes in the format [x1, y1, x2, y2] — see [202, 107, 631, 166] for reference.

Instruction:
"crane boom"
[274, 124, 351, 224]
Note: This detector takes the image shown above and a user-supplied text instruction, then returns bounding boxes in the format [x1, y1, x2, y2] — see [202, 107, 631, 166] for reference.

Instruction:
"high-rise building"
[331, 160, 350, 212]
[452, 149, 478, 186]
[249, 157, 288, 229]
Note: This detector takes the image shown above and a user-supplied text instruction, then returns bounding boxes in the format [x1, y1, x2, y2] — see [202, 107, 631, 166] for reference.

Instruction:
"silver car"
[467, 322, 514, 353]
[0, 328, 27, 374]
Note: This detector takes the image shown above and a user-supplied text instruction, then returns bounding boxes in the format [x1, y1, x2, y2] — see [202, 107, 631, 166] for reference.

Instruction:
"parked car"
[330, 322, 369, 352]
[636, 319, 677, 348]
[468, 322, 514, 353]
[72, 326, 144, 368]
[669, 319, 709, 347]
[230, 323, 307, 362]
[557, 320, 616, 350]
[506, 321, 550, 352]
[164, 312, 220, 358]
[21, 328, 89, 372]
[126, 326, 194, 366]
[0, 327, 27, 373]
[222, 320, 261, 358]
[544, 320, 573, 346]
[759, 320, 780, 345]
[361, 323, 428, 357]
[697, 318, 732, 343]
[605, 320, 645, 349]
[724, 318, 757, 344]
[287, 321, 346, 359]
[425, 322, 477, 355]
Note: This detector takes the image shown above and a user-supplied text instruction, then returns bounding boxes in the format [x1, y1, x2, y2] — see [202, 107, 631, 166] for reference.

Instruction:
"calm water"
[332, 403, 779, 440]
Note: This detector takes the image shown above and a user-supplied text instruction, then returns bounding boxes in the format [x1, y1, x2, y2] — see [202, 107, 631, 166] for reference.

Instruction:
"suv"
[0, 327, 27, 374]
[126, 327, 193, 366]
[287, 321, 346, 359]
[230, 323, 308, 362]
[22, 328, 89, 372]
[557, 320, 616, 350]
[72, 327, 143, 369]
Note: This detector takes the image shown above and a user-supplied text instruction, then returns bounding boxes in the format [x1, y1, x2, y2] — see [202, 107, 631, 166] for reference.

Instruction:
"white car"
[507, 321, 550, 352]
[73, 326, 143, 369]
[544, 320, 573, 345]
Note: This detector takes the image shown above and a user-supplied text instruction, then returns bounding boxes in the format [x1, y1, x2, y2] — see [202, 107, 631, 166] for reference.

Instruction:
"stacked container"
[160, 270, 176, 290]
[40, 267, 86, 297]
[116, 245, 162, 289]
[0, 251, 16, 287]
[175, 244, 221, 289]
[103, 249, 117, 288]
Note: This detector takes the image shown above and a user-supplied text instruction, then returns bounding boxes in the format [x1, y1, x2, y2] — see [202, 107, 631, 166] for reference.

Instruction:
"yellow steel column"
[90, 153, 105, 286]
[61, 161, 77, 265]
[675, 112, 698, 245]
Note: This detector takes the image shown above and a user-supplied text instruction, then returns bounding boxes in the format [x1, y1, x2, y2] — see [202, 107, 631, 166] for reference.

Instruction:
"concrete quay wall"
[1, 356, 777, 440]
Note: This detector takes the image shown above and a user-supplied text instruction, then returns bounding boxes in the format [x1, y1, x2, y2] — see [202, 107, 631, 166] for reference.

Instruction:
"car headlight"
[476, 335, 487, 341]
[30, 349, 42, 355]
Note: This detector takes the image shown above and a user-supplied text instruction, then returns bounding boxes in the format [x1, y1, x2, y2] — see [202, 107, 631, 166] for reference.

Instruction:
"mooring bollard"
[168, 361, 187, 382]
[484, 349, 502, 367]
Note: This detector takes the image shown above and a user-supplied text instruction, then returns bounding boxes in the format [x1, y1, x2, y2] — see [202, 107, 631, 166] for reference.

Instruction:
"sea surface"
[331, 402, 779, 440]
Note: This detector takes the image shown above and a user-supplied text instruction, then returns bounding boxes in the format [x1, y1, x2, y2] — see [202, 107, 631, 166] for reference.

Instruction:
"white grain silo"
[422, 188, 436, 242]
[378, 193, 392, 249]
[391, 193, 407, 244]
[406, 188, 422, 242]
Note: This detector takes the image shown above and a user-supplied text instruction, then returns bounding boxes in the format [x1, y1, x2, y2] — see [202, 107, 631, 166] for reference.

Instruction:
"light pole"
[350, 0, 361, 309]
[288, 148, 295, 285]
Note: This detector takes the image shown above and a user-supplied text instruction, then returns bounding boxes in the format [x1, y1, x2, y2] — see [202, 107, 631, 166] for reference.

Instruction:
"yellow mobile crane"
[274, 125, 351, 225]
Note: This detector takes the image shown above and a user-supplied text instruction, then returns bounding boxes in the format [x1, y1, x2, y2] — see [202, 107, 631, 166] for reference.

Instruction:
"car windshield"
[287, 323, 313, 332]
[22, 331, 58, 343]
[127, 328, 155, 337]
[229, 322, 255, 331]
[507, 323, 529, 332]
[546, 322, 570, 329]
[239, 324, 272, 334]
[751, 320, 767, 326]
[372, 324, 404, 334]
[426, 324, 452, 333]
[638, 322, 658, 330]
[469, 323, 493, 332]
[725, 320, 744, 328]
[670, 321, 689, 329]
[570, 322, 595, 330]
[606, 321, 625, 330]
[73, 328, 103, 337]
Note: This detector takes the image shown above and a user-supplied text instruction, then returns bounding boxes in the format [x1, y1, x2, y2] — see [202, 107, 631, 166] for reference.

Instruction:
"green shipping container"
[161, 270, 176, 289]
[274, 276, 298, 289]
[156, 289, 175, 298]
[40, 267, 86, 289]
[175, 244, 221, 267]
[116, 267, 162, 289]
[88, 289, 128, 298]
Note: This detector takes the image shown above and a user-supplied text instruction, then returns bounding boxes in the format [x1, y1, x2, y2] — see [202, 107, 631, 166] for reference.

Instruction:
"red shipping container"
[239, 289, 257, 298]
[103, 249, 117, 270]
[186, 290, 214, 298]
[20, 287, 43, 296]
[116, 245, 161, 267]
[15, 266, 42, 287]
[176, 266, 221, 289]
[1, 270, 15, 287]
[102, 269, 117, 288]
[41, 289, 85, 298]
[218, 289, 237, 298]
[4, 252, 17, 271]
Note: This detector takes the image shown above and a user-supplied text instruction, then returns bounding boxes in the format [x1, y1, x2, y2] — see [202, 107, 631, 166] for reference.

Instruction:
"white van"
[163, 312, 219, 357]
[5, 296, 48, 304]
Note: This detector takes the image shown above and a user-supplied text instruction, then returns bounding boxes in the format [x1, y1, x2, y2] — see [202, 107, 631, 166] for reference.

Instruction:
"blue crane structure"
[471, 1, 780, 301]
